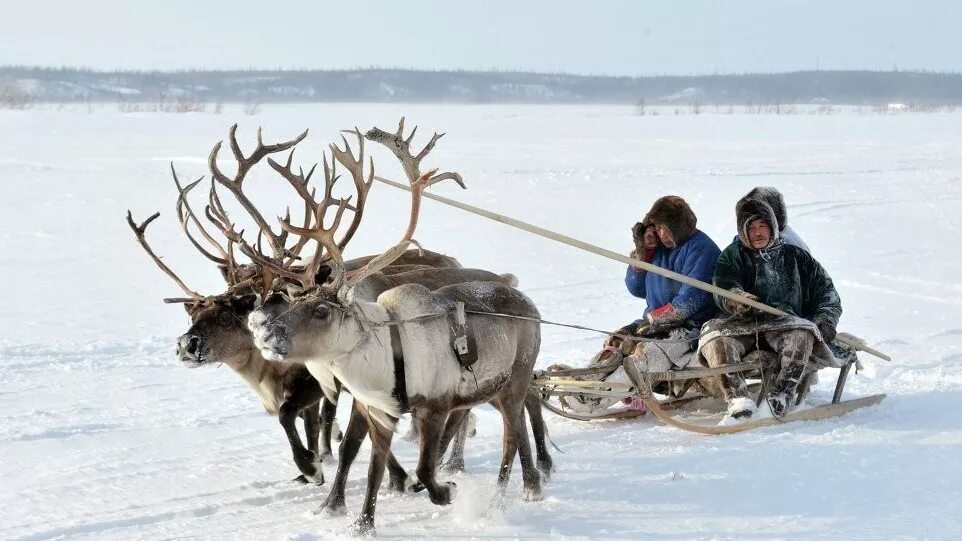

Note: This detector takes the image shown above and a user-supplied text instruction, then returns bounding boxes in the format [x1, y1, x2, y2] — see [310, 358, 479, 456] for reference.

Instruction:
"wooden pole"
[374, 175, 891, 362]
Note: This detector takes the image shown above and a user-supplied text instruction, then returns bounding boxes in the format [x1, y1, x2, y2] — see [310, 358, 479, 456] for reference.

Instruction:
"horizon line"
[3, 65, 962, 79]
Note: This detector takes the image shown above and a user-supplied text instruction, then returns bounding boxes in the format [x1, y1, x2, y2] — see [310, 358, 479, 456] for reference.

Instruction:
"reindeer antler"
[339, 118, 465, 288]
[267, 148, 358, 266]
[171, 164, 229, 266]
[208, 124, 308, 260]
[125, 210, 204, 301]
[329, 128, 375, 250]
[275, 156, 353, 290]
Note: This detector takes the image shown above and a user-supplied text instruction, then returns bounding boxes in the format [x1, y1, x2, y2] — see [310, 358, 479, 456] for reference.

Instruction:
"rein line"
[359, 307, 692, 345]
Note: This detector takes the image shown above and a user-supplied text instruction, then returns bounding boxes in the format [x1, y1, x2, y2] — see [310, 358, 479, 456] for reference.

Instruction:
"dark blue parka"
[625, 229, 721, 325]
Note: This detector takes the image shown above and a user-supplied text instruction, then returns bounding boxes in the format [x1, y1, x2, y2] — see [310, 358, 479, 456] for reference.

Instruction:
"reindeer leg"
[414, 409, 454, 505]
[319, 399, 367, 515]
[350, 408, 396, 536]
[318, 396, 337, 461]
[302, 401, 321, 457]
[440, 410, 471, 473]
[279, 401, 321, 485]
[525, 387, 554, 480]
[489, 398, 521, 497]
[515, 402, 544, 501]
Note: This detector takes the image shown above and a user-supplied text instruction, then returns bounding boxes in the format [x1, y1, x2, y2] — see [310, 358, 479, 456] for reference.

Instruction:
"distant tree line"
[1, 66, 961, 105]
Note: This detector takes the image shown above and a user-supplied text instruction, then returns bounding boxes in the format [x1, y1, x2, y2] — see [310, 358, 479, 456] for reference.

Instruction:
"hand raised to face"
[632, 222, 660, 249]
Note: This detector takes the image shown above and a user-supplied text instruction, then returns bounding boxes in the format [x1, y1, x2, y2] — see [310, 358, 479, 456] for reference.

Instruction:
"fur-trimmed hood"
[736, 198, 780, 249]
[645, 196, 698, 246]
[736, 187, 788, 232]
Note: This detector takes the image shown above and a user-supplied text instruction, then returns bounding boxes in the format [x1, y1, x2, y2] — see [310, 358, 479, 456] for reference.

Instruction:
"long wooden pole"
[374, 175, 890, 362]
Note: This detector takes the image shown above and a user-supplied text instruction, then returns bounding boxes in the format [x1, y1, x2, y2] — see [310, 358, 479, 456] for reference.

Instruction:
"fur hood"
[736, 187, 788, 232]
[736, 198, 780, 249]
[645, 195, 698, 246]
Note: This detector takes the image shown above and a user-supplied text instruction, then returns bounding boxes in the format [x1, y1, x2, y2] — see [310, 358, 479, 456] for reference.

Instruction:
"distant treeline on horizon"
[2, 66, 961, 105]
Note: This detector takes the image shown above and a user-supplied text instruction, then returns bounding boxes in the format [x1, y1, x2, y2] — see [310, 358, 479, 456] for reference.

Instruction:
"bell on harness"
[449, 301, 478, 369]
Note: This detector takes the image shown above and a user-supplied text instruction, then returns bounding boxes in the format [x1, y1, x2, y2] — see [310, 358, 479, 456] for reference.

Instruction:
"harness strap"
[389, 325, 410, 413]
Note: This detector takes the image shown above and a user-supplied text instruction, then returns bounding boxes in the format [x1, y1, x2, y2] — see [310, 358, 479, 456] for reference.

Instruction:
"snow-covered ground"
[2, 104, 961, 540]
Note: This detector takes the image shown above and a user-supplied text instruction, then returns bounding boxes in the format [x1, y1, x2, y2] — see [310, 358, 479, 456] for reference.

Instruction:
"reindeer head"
[176, 294, 259, 367]
[258, 286, 367, 361]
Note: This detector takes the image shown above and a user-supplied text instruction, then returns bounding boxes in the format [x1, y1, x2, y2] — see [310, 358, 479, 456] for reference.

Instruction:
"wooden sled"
[533, 355, 885, 434]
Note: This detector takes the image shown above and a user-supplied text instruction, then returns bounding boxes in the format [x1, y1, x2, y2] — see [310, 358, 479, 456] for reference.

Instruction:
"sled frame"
[534, 356, 884, 433]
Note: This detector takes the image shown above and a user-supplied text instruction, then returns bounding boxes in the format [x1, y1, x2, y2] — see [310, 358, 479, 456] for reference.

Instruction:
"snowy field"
[2, 103, 961, 540]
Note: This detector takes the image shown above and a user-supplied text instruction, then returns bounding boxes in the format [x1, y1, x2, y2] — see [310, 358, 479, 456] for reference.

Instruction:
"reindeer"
[253, 120, 546, 535]
[131, 124, 522, 492]
[250, 264, 550, 516]
[196, 126, 525, 483]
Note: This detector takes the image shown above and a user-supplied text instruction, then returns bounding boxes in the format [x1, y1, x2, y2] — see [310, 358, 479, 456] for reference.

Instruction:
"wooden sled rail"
[538, 383, 763, 422]
[534, 361, 759, 385]
[621, 356, 885, 435]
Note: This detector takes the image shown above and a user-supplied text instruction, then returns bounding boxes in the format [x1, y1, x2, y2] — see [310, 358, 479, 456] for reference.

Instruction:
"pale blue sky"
[4, 0, 960, 74]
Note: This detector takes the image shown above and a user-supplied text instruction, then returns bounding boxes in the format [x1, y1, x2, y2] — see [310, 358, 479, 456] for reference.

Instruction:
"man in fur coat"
[699, 197, 843, 419]
[735, 187, 810, 252]
[608, 195, 721, 369]
[623, 196, 721, 331]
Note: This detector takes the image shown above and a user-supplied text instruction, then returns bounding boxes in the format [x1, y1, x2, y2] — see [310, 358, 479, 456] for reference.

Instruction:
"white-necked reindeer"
[255, 120, 546, 535]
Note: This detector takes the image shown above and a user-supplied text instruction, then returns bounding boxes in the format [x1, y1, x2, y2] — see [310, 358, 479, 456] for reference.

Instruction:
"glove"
[631, 221, 647, 243]
[647, 304, 681, 326]
[817, 320, 837, 342]
[724, 289, 759, 316]
[631, 222, 658, 262]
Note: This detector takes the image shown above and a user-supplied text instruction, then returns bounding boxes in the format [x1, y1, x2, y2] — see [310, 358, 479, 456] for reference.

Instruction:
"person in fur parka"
[607, 195, 721, 363]
[698, 197, 842, 418]
[546, 196, 720, 414]
[624, 195, 721, 327]
[735, 187, 810, 252]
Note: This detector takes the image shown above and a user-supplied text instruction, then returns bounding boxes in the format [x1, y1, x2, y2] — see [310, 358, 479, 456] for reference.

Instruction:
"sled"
[532, 353, 885, 435]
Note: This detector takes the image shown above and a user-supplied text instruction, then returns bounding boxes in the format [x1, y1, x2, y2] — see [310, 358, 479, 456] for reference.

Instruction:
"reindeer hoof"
[296, 455, 324, 485]
[348, 514, 375, 536]
[315, 492, 347, 516]
[523, 484, 545, 502]
[295, 450, 319, 471]
[428, 482, 456, 505]
[315, 500, 347, 517]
